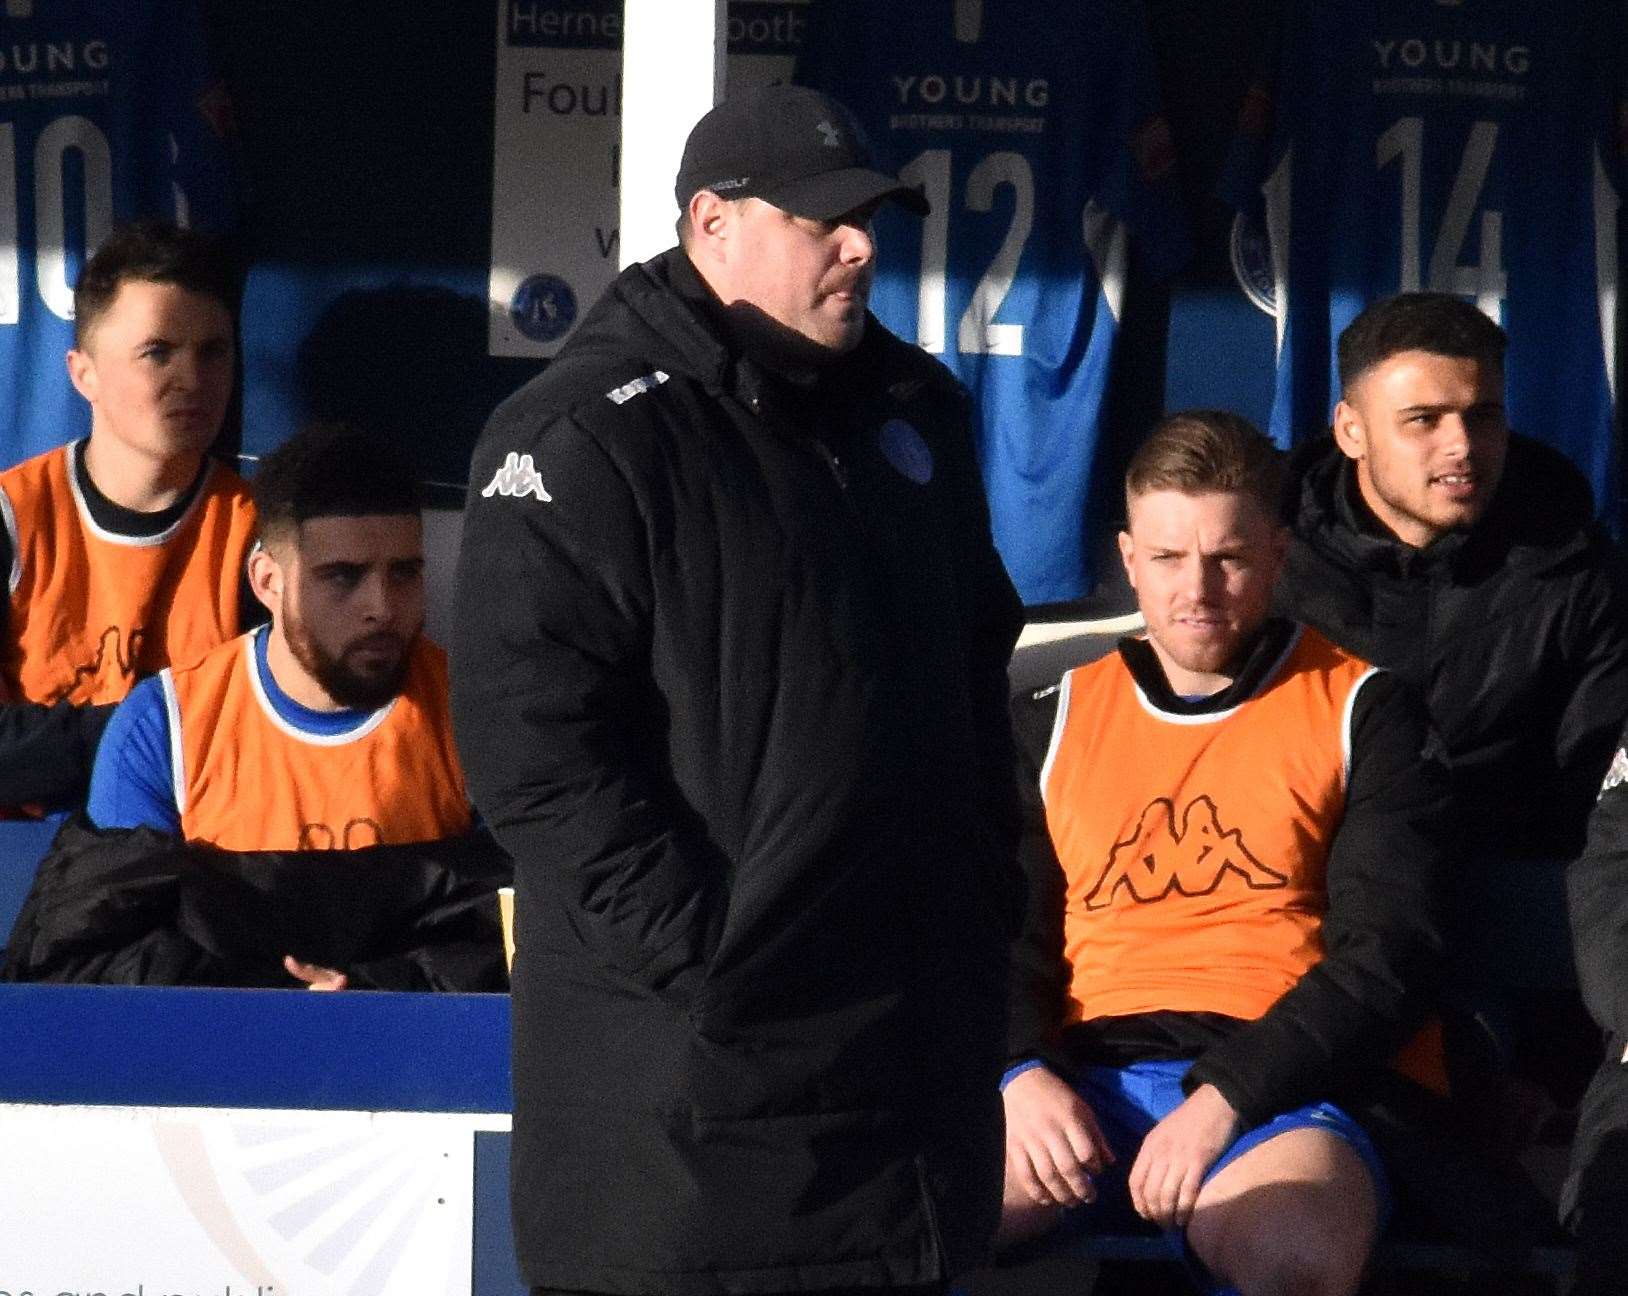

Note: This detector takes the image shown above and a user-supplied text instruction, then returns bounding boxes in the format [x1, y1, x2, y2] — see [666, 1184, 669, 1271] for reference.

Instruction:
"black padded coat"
[451, 249, 1024, 1294]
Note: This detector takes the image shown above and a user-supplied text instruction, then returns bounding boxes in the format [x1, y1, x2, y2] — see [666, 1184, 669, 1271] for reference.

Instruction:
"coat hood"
[547, 248, 733, 395]
[1282, 430, 1603, 581]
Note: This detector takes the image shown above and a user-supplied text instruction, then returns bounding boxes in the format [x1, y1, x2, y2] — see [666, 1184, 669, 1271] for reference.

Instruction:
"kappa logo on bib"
[1087, 794, 1287, 909]
[878, 419, 934, 485]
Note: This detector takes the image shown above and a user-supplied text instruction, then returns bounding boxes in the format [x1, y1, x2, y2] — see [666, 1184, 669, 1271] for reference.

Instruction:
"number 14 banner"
[795, 0, 1190, 606]
[1224, 0, 1625, 520]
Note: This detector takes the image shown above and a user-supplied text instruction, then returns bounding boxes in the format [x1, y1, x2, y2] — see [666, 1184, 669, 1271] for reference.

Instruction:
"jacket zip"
[813, 439, 849, 492]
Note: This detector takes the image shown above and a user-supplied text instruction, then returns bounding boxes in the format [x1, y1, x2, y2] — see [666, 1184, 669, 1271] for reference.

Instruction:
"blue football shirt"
[1224, 0, 1624, 519]
[796, 0, 1190, 604]
[0, 0, 236, 470]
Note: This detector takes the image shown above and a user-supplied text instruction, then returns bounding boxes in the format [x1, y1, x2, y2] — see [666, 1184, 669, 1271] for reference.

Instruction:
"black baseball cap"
[675, 84, 929, 221]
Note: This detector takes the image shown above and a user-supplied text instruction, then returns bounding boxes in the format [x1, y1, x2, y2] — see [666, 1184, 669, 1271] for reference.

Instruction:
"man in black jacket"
[1004, 411, 1449, 1296]
[1563, 759, 1628, 1295]
[1276, 292, 1628, 1142]
[1276, 296, 1628, 1288]
[451, 86, 1024, 1296]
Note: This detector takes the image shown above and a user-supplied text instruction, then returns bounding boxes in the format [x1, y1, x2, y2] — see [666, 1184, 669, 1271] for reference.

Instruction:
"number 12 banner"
[1224, 0, 1625, 520]
[795, 0, 1190, 606]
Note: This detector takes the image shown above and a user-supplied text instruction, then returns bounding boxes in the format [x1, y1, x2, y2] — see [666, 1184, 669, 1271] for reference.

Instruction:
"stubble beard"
[282, 601, 414, 712]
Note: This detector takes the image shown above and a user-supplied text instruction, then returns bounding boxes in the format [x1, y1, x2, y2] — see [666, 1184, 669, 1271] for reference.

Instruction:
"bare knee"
[1187, 1125, 1377, 1295]
[995, 1181, 1064, 1251]
[1191, 1204, 1369, 1296]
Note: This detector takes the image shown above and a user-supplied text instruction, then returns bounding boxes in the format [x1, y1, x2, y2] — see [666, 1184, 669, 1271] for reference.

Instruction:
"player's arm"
[177, 830, 511, 991]
[1127, 1081, 1241, 1228]
[1006, 685, 1073, 1064]
[1570, 714, 1628, 1045]
[940, 388, 1027, 936]
[0, 525, 120, 808]
[84, 676, 181, 834]
[1001, 1059, 1113, 1223]
[450, 406, 724, 1002]
[0, 814, 225, 985]
[997, 685, 1116, 1226]
[1557, 556, 1628, 1040]
[0, 695, 117, 808]
[1548, 547, 1628, 861]
[1184, 670, 1450, 1125]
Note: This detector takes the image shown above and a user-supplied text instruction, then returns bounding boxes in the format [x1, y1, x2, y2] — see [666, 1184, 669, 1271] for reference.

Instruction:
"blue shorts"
[1056, 1059, 1389, 1294]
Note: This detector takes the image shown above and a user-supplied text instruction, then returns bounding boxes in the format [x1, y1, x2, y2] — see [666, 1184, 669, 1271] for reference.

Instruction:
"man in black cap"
[452, 85, 1024, 1296]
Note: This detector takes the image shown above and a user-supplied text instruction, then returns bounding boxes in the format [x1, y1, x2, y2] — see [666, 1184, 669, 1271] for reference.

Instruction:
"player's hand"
[1127, 1082, 1240, 1229]
[284, 954, 349, 991]
[1002, 1064, 1114, 1210]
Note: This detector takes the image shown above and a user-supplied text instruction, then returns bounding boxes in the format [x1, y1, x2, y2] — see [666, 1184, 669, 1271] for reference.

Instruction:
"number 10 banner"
[0, 0, 235, 471]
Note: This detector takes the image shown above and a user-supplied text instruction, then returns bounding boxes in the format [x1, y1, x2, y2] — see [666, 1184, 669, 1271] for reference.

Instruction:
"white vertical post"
[619, 0, 727, 268]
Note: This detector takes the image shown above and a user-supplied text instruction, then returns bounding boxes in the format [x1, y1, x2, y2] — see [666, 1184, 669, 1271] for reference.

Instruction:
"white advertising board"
[0, 1105, 498, 1296]
[488, 0, 807, 357]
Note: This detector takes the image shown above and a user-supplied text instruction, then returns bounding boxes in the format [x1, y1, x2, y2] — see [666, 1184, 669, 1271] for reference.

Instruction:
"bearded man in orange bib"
[1001, 411, 1453, 1296]
[2, 423, 505, 991]
[0, 221, 258, 813]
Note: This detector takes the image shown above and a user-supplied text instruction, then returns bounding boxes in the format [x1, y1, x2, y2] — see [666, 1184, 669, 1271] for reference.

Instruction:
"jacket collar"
[1117, 618, 1301, 716]
[608, 248, 896, 419]
[1284, 431, 1598, 581]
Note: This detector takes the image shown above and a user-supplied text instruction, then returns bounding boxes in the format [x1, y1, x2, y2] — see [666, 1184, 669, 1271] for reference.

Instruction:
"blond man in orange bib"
[0, 221, 257, 811]
[1002, 411, 1452, 1295]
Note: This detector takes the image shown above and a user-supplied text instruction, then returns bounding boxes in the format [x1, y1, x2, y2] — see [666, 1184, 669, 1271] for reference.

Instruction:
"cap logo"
[816, 121, 841, 148]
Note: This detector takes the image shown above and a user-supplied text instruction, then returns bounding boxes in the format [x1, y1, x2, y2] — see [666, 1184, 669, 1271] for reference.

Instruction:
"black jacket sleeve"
[941, 388, 1026, 942]
[0, 521, 115, 807]
[450, 406, 726, 1001]
[1185, 671, 1452, 1125]
[0, 698, 115, 808]
[1004, 683, 1072, 1066]
[1548, 551, 1628, 861]
[3, 817, 511, 990]
[1569, 724, 1628, 1041]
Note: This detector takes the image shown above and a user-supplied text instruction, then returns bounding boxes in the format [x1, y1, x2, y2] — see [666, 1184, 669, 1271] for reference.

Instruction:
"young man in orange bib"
[1002, 411, 1452, 1295]
[0, 221, 257, 811]
[76, 423, 483, 990]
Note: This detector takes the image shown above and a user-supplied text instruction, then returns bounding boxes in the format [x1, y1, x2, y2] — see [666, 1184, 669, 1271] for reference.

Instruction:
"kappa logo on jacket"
[1600, 747, 1628, 800]
[481, 452, 552, 502]
[1086, 794, 1286, 909]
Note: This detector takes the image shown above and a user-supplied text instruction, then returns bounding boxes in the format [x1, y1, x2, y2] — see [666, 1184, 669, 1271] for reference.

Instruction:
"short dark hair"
[253, 422, 422, 549]
[1337, 292, 1507, 393]
[73, 220, 238, 346]
[1125, 409, 1284, 519]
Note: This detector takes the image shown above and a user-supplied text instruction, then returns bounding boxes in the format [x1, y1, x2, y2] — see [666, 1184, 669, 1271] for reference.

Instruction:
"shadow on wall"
[296, 285, 540, 496]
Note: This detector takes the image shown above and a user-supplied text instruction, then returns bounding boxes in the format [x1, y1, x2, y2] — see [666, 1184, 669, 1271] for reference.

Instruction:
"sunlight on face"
[1119, 489, 1288, 697]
